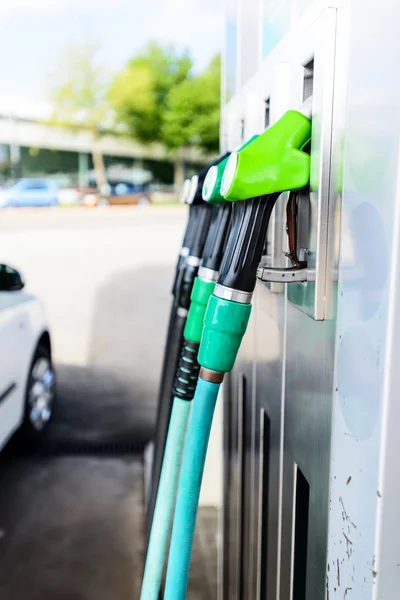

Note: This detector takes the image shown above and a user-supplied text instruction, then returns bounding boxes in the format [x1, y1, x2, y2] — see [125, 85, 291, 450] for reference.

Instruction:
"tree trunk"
[173, 149, 185, 192]
[92, 144, 107, 190]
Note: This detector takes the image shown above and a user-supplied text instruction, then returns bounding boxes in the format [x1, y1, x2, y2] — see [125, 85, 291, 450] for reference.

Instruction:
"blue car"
[0, 179, 58, 208]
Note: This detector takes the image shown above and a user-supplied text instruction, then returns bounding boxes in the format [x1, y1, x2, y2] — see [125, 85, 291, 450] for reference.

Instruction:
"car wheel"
[138, 195, 151, 206]
[21, 344, 56, 442]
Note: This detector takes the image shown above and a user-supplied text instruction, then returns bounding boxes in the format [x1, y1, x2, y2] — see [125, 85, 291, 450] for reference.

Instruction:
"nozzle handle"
[201, 204, 232, 272]
[188, 203, 212, 258]
[176, 203, 213, 309]
[218, 194, 280, 293]
[172, 204, 197, 296]
[181, 204, 196, 249]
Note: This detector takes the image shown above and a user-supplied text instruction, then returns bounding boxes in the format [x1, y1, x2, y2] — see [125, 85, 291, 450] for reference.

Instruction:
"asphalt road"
[0, 206, 207, 599]
[0, 206, 186, 452]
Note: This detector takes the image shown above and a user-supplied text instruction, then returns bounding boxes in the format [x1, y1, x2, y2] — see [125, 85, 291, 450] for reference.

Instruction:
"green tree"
[109, 42, 192, 143]
[162, 55, 221, 153]
[110, 44, 221, 187]
[49, 42, 111, 188]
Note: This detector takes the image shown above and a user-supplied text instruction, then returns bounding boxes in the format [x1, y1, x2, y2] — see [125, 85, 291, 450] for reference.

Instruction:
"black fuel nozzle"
[172, 203, 198, 297]
[200, 202, 232, 274]
[171, 179, 199, 296]
[173, 201, 232, 401]
[176, 202, 212, 310]
[217, 194, 280, 293]
[174, 153, 230, 306]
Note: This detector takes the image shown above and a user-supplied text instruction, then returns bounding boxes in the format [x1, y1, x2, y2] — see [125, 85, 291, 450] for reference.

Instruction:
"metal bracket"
[257, 266, 315, 283]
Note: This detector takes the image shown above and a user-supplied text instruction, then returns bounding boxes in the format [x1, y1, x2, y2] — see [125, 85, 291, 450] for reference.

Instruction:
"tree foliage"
[50, 42, 111, 186]
[109, 43, 220, 153]
[163, 55, 221, 153]
[50, 42, 110, 136]
[109, 42, 193, 143]
[49, 41, 221, 187]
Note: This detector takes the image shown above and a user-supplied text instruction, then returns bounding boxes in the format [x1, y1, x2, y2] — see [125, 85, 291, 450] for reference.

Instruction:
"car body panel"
[0, 291, 50, 450]
[82, 181, 152, 206]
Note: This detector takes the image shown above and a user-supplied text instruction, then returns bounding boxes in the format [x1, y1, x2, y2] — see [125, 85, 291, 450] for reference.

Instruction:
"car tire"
[19, 343, 56, 443]
[138, 195, 151, 206]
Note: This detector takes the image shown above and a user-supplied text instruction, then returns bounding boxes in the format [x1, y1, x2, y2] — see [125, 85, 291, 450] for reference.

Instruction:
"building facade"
[0, 114, 206, 189]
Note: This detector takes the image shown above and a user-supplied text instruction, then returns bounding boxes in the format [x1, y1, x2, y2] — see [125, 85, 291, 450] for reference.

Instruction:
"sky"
[0, 0, 223, 118]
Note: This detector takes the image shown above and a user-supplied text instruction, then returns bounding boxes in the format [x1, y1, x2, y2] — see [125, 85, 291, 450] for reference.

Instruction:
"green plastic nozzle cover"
[202, 135, 259, 204]
[221, 110, 311, 201]
[198, 295, 252, 373]
[183, 277, 216, 344]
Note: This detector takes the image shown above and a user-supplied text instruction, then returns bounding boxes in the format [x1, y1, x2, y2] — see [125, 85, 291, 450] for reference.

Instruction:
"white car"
[0, 264, 55, 451]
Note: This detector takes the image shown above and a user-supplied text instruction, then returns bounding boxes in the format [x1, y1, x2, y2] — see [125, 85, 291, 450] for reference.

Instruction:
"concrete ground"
[0, 207, 218, 599]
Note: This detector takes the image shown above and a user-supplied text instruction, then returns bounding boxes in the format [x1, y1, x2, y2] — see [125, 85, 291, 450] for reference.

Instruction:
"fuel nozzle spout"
[198, 109, 312, 374]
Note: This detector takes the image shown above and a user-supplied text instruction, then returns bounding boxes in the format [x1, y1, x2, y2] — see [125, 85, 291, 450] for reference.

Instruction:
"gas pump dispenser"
[147, 1, 400, 599]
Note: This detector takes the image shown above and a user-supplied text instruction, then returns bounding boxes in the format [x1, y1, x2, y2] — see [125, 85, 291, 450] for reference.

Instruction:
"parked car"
[149, 184, 178, 204]
[82, 182, 152, 207]
[57, 188, 81, 206]
[0, 179, 58, 208]
[0, 264, 55, 450]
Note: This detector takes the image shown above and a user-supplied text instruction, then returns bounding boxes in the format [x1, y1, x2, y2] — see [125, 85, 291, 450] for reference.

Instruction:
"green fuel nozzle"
[221, 110, 311, 201]
[198, 109, 312, 374]
[187, 153, 230, 205]
[202, 135, 259, 204]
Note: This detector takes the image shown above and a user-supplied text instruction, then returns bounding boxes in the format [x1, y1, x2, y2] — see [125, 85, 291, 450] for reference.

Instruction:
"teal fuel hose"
[164, 377, 220, 599]
[164, 109, 312, 599]
[146, 201, 208, 533]
[141, 338, 200, 600]
[140, 395, 191, 600]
